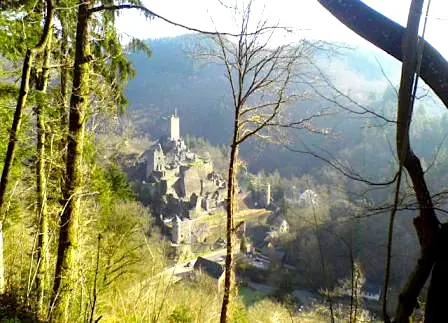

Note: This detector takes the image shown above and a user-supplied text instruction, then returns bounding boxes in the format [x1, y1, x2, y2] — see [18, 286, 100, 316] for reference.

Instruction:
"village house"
[193, 256, 225, 290]
[341, 283, 382, 302]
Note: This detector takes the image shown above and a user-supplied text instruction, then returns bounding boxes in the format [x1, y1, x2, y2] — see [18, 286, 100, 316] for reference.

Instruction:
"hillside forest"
[1, 0, 448, 322]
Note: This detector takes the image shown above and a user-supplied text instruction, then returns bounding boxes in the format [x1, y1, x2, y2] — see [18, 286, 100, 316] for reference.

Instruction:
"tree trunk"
[220, 118, 239, 323]
[51, 2, 90, 321]
[35, 31, 53, 317]
[0, 0, 54, 295]
[315, 0, 444, 321]
[59, 12, 70, 143]
[392, 1, 441, 321]
[392, 152, 439, 323]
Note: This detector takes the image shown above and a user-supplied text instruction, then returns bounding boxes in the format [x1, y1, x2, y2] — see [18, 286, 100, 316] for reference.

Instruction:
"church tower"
[170, 110, 180, 141]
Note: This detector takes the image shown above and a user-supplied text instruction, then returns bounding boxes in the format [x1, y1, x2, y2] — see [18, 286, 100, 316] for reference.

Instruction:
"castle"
[144, 112, 228, 242]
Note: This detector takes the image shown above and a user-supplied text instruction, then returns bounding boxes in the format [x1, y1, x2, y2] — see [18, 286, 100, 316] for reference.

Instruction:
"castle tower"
[146, 144, 165, 178]
[170, 110, 180, 141]
[147, 144, 164, 175]
[265, 183, 271, 207]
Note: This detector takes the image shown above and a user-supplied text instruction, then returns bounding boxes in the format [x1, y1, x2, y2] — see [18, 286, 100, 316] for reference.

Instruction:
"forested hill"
[126, 35, 232, 144]
[126, 34, 398, 143]
[125, 35, 448, 182]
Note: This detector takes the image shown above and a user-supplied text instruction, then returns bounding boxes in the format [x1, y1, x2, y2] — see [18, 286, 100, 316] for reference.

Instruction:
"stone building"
[172, 215, 192, 244]
[252, 183, 272, 208]
[143, 112, 228, 243]
[193, 257, 225, 290]
[147, 144, 165, 174]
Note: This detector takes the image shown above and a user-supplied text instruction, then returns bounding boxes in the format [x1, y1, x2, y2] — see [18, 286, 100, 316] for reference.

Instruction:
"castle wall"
[171, 218, 215, 244]
[181, 167, 202, 198]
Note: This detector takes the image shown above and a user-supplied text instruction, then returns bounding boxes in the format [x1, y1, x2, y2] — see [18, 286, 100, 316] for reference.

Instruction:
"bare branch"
[282, 141, 399, 186]
[89, 4, 290, 37]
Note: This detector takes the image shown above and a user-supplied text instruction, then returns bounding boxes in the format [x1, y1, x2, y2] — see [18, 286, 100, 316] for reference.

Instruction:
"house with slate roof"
[193, 256, 225, 290]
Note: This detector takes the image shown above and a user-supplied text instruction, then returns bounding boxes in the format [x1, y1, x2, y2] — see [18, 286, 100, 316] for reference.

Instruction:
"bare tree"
[194, 2, 323, 321]
[317, 0, 445, 321]
[390, 1, 442, 322]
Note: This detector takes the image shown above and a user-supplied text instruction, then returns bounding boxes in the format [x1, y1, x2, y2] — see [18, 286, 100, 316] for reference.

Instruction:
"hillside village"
[137, 112, 272, 243]
[125, 112, 383, 312]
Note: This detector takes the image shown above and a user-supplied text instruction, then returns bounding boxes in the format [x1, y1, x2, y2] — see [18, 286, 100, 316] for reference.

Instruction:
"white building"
[170, 111, 180, 141]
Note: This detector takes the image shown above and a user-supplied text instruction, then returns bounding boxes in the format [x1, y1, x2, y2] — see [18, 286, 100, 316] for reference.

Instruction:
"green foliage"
[90, 8, 150, 116]
[97, 202, 153, 288]
[103, 163, 135, 201]
[0, 102, 33, 198]
[0, 99, 13, 164]
[0, 84, 19, 99]
[238, 286, 266, 307]
[92, 162, 135, 215]
[0, 1, 43, 62]
[184, 135, 229, 175]
[232, 302, 249, 323]
[240, 234, 248, 253]
[168, 305, 194, 323]
[127, 38, 152, 58]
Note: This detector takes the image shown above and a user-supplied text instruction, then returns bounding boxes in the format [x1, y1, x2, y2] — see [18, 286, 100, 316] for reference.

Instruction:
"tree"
[50, 1, 152, 320]
[335, 261, 366, 323]
[198, 2, 322, 321]
[34, 25, 53, 317]
[317, 1, 446, 321]
[49, 2, 91, 320]
[0, 0, 54, 295]
[57, 0, 76, 133]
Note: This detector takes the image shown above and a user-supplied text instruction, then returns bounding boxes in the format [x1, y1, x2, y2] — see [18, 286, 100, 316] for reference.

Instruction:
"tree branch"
[89, 4, 287, 38]
[317, 0, 448, 109]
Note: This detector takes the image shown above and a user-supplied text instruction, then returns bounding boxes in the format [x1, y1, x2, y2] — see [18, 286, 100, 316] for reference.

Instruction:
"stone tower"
[147, 144, 164, 178]
[265, 183, 271, 207]
[170, 110, 180, 141]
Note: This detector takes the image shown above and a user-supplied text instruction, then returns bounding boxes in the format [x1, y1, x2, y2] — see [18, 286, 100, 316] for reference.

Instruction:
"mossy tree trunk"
[51, 1, 91, 321]
[35, 30, 53, 317]
[59, 5, 71, 147]
[0, 0, 54, 295]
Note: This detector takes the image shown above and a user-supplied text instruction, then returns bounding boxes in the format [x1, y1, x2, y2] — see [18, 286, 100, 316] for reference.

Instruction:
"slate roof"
[194, 257, 224, 280]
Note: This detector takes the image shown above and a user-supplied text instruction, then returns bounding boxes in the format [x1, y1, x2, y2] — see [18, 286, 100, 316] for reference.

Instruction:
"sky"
[116, 0, 448, 59]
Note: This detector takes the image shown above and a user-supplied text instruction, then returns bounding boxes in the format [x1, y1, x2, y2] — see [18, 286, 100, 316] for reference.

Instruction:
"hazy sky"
[116, 0, 448, 58]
